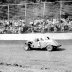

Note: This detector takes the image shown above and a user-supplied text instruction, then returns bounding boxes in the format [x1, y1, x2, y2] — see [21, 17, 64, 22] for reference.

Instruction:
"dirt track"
[0, 40, 72, 72]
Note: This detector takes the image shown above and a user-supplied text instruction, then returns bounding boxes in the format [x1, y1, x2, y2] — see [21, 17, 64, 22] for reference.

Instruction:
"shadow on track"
[53, 48, 65, 51]
[29, 47, 65, 51]
[30, 48, 47, 51]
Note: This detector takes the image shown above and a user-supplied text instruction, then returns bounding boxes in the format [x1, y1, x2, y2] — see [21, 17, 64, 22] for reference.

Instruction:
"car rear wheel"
[46, 45, 53, 51]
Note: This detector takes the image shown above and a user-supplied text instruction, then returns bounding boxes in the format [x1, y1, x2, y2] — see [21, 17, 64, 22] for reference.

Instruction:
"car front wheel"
[24, 45, 30, 51]
[46, 45, 53, 51]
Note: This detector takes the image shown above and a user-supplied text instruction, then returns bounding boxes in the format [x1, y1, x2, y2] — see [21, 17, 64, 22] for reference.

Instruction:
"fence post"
[60, 1, 63, 32]
[8, 4, 9, 22]
[60, 1, 62, 20]
[25, 3, 27, 24]
[42, 2, 46, 33]
[43, 2, 46, 17]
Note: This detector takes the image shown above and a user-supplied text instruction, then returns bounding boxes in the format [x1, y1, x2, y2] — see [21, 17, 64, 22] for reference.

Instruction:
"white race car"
[24, 36, 61, 51]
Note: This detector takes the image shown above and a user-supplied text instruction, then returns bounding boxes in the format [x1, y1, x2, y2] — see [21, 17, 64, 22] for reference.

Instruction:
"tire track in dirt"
[0, 62, 52, 72]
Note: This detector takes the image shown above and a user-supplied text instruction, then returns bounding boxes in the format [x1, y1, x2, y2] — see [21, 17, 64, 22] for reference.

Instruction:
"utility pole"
[60, 1, 62, 20]
[42, 1, 46, 33]
[43, 2, 46, 17]
[25, 3, 27, 25]
[8, 4, 9, 22]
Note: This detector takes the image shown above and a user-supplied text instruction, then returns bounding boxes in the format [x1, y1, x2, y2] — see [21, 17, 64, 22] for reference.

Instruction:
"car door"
[32, 38, 41, 48]
[39, 38, 47, 48]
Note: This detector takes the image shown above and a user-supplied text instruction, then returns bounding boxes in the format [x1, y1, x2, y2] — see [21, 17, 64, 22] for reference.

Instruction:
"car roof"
[25, 35, 50, 41]
[35, 36, 50, 40]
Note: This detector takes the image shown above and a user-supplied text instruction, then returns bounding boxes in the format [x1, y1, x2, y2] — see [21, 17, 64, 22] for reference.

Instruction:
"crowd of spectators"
[0, 20, 26, 34]
[30, 18, 72, 33]
[0, 18, 72, 34]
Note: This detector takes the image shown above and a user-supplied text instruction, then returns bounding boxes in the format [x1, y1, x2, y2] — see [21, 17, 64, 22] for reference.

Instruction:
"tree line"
[0, 0, 72, 20]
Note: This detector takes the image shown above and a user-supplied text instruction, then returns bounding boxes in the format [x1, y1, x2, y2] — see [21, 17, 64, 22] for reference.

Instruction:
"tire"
[24, 45, 29, 51]
[46, 45, 53, 51]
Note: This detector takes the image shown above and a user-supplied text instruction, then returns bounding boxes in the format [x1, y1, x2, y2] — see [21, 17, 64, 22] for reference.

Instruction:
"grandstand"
[0, 0, 72, 34]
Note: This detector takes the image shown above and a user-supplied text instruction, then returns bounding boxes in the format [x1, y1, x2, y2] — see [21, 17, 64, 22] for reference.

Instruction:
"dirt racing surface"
[0, 40, 72, 72]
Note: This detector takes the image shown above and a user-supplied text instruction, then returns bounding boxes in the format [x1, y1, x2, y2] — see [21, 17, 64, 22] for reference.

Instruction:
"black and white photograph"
[0, 0, 72, 72]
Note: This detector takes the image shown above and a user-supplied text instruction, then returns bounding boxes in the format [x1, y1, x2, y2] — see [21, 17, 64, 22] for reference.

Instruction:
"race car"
[24, 36, 61, 51]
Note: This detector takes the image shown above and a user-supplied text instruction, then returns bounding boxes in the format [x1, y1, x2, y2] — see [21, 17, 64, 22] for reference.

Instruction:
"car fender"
[31, 41, 41, 48]
[45, 39, 58, 46]
[25, 41, 33, 46]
